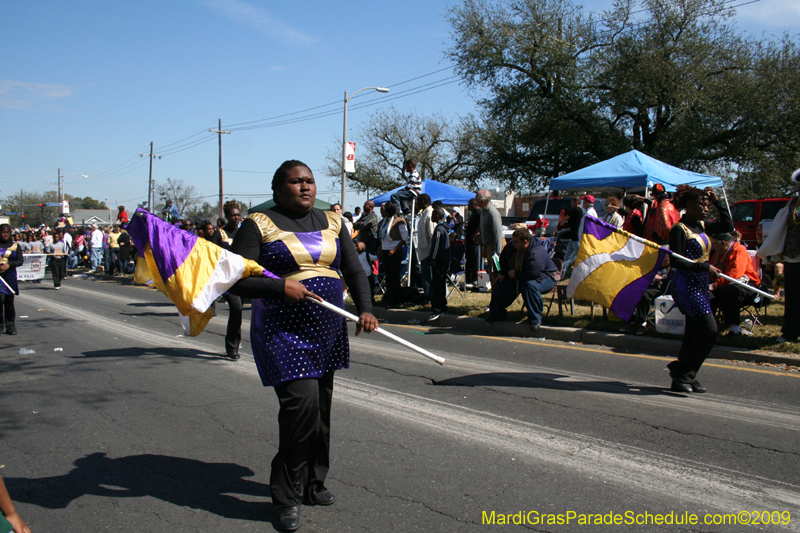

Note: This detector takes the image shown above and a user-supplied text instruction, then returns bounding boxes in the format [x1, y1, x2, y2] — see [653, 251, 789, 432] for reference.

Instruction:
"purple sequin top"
[248, 211, 348, 387]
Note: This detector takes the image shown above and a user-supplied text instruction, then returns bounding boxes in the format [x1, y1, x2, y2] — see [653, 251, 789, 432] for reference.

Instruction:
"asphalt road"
[1, 277, 799, 532]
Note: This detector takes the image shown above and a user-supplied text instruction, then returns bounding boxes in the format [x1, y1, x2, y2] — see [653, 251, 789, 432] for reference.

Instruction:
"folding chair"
[740, 250, 769, 333]
[446, 259, 468, 300]
[544, 258, 570, 316]
[374, 272, 387, 295]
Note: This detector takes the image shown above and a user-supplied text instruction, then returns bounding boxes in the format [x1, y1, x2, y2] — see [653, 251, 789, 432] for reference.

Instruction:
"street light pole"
[341, 86, 389, 211]
[58, 171, 88, 214]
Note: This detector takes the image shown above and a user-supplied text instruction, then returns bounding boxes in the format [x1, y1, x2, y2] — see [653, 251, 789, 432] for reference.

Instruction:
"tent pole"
[406, 196, 416, 287]
[542, 190, 552, 237]
[721, 187, 733, 220]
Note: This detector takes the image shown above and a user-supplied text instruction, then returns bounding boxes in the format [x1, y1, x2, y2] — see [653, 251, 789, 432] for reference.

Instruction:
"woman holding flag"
[227, 160, 377, 532]
[0, 224, 22, 335]
[667, 185, 733, 394]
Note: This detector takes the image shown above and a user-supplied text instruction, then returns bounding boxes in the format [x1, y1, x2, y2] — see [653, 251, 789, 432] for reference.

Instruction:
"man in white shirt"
[89, 223, 104, 272]
[415, 194, 434, 303]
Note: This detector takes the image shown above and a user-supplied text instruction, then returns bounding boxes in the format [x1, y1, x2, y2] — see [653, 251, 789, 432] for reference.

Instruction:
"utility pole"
[140, 142, 162, 212]
[58, 168, 63, 207]
[210, 119, 231, 219]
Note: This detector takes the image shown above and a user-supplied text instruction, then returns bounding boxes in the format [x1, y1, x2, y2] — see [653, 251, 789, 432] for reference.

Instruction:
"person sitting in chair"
[486, 226, 559, 331]
[709, 232, 761, 337]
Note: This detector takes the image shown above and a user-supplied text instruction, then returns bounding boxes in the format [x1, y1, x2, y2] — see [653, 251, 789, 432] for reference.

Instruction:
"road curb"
[351, 304, 800, 367]
[70, 271, 797, 367]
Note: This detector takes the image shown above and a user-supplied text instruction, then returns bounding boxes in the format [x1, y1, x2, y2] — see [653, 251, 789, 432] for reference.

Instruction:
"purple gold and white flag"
[128, 208, 278, 336]
[567, 215, 670, 322]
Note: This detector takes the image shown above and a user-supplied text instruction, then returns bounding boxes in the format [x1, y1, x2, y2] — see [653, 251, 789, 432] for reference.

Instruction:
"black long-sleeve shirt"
[668, 200, 733, 272]
[228, 205, 372, 314]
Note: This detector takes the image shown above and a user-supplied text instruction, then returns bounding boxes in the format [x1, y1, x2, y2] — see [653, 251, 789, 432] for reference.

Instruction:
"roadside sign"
[4, 212, 20, 215]
[46, 202, 61, 207]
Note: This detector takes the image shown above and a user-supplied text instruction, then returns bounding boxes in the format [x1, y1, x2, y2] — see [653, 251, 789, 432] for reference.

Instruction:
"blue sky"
[2, 0, 798, 214]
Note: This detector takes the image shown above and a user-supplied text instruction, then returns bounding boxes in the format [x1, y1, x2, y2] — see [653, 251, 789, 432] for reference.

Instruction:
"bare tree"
[325, 107, 487, 195]
[155, 178, 199, 218]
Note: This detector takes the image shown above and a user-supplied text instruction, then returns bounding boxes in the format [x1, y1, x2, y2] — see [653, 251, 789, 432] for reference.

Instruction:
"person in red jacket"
[709, 232, 761, 336]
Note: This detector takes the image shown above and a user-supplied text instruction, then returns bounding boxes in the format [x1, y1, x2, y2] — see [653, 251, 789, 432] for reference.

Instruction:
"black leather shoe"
[690, 380, 707, 393]
[279, 505, 301, 532]
[225, 349, 240, 361]
[311, 490, 336, 506]
[670, 380, 692, 393]
[5, 326, 17, 335]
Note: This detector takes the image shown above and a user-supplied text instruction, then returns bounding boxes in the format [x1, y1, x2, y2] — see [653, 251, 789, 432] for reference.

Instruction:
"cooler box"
[655, 295, 685, 335]
[477, 270, 492, 292]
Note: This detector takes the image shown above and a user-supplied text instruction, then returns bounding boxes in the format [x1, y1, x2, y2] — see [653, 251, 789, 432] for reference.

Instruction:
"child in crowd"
[427, 207, 450, 322]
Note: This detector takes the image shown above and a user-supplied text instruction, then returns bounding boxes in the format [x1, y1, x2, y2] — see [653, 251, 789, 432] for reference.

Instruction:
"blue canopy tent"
[548, 150, 723, 192]
[543, 150, 727, 220]
[370, 179, 475, 206]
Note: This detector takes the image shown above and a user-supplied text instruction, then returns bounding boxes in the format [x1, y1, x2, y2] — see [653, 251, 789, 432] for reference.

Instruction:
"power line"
[222, 66, 456, 130]
[159, 135, 217, 157]
[228, 76, 461, 132]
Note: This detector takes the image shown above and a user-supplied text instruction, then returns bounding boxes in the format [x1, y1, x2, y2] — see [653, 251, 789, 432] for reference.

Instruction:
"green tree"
[447, 0, 800, 192]
[184, 202, 218, 223]
[1, 191, 57, 228]
[66, 196, 108, 210]
[324, 107, 487, 196]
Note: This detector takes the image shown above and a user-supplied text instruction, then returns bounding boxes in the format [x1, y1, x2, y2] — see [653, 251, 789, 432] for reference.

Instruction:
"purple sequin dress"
[670, 223, 712, 317]
[248, 211, 347, 387]
[0, 242, 21, 295]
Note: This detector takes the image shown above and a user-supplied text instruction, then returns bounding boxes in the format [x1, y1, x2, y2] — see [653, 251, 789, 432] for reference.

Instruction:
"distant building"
[70, 209, 115, 226]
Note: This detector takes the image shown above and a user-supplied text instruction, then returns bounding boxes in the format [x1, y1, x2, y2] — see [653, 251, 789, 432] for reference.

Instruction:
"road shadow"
[80, 347, 224, 360]
[434, 372, 673, 396]
[120, 311, 180, 318]
[126, 302, 175, 308]
[4, 452, 276, 523]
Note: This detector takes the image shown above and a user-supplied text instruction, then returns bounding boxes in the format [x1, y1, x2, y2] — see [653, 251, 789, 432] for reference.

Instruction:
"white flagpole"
[617, 220, 775, 301]
[0, 275, 15, 294]
[306, 297, 446, 365]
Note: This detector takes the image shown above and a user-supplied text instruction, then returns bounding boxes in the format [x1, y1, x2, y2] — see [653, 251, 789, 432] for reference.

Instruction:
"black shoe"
[634, 324, 647, 336]
[724, 330, 740, 338]
[225, 349, 240, 361]
[427, 311, 444, 322]
[279, 505, 301, 532]
[310, 490, 336, 506]
[530, 322, 541, 332]
[618, 323, 634, 333]
[5, 326, 17, 336]
[670, 380, 693, 393]
[690, 380, 707, 393]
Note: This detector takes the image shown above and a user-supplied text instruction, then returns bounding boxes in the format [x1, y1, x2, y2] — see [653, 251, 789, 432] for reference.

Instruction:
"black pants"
[0, 292, 15, 330]
[668, 313, 717, 383]
[711, 283, 750, 326]
[223, 293, 243, 354]
[465, 242, 480, 284]
[430, 262, 448, 313]
[783, 262, 800, 340]
[389, 187, 418, 212]
[51, 256, 67, 288]
[271, 372, 334, 507]
[108, 248, 122, 275]
[381, 250, 403, 307]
